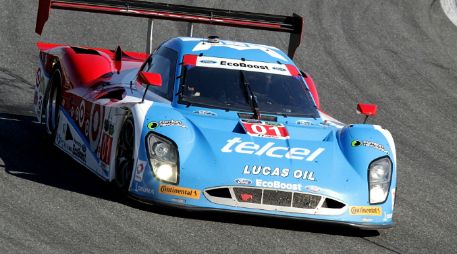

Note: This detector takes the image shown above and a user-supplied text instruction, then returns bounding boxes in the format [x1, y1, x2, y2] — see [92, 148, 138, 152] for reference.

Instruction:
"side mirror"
[138, 71, 162, 87]
[357, 103, 377, 123]
[139, 71, 162, 103]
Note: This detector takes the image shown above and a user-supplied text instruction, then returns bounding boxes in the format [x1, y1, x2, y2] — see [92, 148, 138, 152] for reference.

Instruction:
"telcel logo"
[221, 137, 325, 161]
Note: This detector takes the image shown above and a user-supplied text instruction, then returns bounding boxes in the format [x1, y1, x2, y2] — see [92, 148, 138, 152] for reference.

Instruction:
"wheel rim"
[116, 119, 134, 189]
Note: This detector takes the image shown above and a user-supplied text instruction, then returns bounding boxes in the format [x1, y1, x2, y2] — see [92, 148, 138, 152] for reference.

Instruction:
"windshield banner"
[196, 56, 293, 76]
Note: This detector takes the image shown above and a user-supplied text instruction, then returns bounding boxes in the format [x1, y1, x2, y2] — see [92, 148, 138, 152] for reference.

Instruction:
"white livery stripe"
[374, 125, 396, 164]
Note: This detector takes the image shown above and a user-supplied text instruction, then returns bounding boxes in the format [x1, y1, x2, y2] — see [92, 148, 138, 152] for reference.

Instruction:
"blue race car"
[34, 0, 396, 229]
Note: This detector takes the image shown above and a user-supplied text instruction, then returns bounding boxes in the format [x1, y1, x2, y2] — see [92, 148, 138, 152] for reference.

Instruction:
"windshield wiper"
[239, 70, 261, 120]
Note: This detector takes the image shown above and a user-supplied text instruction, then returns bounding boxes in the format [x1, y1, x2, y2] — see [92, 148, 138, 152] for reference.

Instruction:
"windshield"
[179, 65, 319, 117]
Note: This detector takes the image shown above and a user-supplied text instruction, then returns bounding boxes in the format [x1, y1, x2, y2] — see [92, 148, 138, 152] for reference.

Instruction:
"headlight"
[147, 133, 179, 184]
[368, 157, 392, 204]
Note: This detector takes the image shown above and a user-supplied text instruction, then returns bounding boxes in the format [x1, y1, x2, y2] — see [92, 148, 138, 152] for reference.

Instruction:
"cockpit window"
[179, 65, 319, 117]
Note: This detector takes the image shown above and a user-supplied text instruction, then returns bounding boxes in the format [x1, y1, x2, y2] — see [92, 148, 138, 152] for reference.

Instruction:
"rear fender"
[35, 45, 63, 122]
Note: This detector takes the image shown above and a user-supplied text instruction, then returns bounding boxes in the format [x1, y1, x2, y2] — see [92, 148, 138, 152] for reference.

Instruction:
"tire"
[115, 116, 135, 191]
[44, 69, 62, 139]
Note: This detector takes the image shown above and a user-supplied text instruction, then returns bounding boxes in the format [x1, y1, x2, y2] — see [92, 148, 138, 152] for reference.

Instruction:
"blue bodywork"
[129, 37, 397, 229]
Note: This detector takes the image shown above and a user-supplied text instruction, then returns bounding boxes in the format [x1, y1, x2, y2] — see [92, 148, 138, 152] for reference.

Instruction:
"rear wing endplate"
[36, 0, 303, 58]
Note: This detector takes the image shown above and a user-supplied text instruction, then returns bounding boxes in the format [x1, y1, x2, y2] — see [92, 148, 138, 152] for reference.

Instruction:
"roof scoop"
[207, 35, 220, 43]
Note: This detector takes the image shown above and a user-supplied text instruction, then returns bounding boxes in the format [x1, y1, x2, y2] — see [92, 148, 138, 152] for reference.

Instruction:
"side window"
[144, 47, 178, 100]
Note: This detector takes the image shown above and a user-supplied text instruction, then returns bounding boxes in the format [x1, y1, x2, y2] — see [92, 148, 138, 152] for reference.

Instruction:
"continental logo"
[159, 185, 200, 199]
[349, 206, 382, 216]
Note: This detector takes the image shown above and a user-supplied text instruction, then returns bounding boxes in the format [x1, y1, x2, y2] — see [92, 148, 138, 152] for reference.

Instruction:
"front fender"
[338, 124, 396, 178]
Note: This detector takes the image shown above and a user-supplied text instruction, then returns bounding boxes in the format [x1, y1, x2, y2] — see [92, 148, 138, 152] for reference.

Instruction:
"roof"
[163, 37, 294, 64]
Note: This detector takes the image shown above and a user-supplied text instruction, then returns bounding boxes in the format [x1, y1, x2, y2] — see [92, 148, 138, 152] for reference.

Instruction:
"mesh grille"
[292, 192, 321, 209]
[263, 189, 292, 206]
[205, 186, 346, 215]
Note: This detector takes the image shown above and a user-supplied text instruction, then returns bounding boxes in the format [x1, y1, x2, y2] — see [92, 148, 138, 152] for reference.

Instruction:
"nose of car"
[180, 112, 364, 196]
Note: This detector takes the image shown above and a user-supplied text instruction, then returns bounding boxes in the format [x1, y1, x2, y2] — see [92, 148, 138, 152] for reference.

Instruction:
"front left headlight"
[368, 157, 392, 204]
[146, 133, 179, 184]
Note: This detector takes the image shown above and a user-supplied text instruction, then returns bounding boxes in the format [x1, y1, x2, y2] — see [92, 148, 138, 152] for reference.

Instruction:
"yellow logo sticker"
[349, 206, 382, 216]
[159, 185, 200, 199]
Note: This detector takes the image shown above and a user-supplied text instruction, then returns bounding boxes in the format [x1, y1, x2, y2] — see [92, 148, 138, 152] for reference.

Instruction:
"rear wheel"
[44, 69, 62, 138]
[115, 116, 135, 191]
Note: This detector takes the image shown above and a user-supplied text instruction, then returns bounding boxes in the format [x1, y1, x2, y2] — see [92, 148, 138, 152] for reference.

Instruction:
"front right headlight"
[368, 156, 392, 204]
[146, 133, 179, 184]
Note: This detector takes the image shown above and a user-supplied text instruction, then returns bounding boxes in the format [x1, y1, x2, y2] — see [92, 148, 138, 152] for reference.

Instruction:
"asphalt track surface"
[1, 0, 457, 253]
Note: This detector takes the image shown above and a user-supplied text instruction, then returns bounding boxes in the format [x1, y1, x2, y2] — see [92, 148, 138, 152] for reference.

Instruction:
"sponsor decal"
[243, 165, 316, 181]
[349, 206, 382, 216]
[159, 120, 186, 128]
[67, 95, 106, 154]
[384, 212, 393, 220]
[56, 123, 74, 152]
[195, 55, 290, 75]
[305, 185, 320, 193]
[240, 119, 289, 139]
[240, 193, 253, 202]
[72, 140, 86, 163]
[171, 198, 186, 204]
[136, 185, 154, 194]
[199, 59, 217, 64]
[351, 140, 389, 154]
[134, 160, 147, 182]
[159, 185, 200, 199]
[220, 60, 270, 70]
[65, 123, 73, 141]
[296, 120, 313, 126]
[147, 120, 187, 130]
[193, 110, 217, 117]
[89, 103, 104, 151]
[76, 100, 86, 127]
[221, 137, 325, 161]
[272, 66, 287, 72]
[68, 98, 105, 153]
[255, 179, 303, 191]
[235, 178, 252, 185]
[99, 133, 112, 165]
[147, 122, 158, 130]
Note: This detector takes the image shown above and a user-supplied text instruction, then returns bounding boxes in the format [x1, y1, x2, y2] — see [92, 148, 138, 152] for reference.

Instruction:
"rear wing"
[36, 0, 303, 58]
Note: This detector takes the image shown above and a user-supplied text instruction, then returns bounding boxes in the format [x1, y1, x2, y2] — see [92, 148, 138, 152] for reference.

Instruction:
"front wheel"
[115, 116, 135, 192]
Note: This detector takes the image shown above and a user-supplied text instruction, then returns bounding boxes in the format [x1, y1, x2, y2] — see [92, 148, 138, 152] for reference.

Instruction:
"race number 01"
[251, 124, 282, 136]
[251, 124, 267, 135]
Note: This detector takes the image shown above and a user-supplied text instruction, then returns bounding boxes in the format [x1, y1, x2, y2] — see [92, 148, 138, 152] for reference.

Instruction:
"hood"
[151, 107, 367, 202]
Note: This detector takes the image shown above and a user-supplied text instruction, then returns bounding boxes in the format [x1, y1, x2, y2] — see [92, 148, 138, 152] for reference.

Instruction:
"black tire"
[115, 116, 135, 191]
[44, 69, 62, 139]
